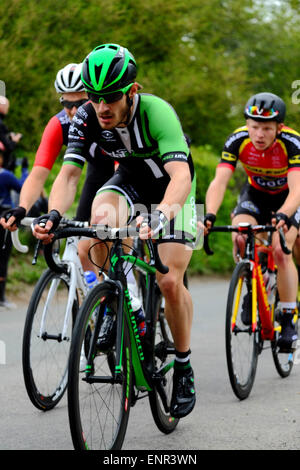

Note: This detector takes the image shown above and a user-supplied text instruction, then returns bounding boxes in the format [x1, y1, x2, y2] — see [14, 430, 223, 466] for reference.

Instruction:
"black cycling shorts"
[233, 183, 300, 229]
[96, 166, 197, 246]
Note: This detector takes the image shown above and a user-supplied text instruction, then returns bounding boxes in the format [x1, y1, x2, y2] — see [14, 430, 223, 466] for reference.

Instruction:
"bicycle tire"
[225, 261, 259, 400]
[68, 281, 132, 450]
[22, 268, 78, 411]
[148, 290, 179, 433]
[271, 292, 295, 378]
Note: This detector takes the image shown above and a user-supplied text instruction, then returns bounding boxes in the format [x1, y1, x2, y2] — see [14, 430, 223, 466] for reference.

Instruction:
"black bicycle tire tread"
[22, 268, 74, 411]
[225, 261, 259, 400]
[67, 281, 131, 450]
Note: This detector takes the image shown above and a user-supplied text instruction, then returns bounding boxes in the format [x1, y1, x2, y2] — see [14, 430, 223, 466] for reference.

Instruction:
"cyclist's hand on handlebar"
[136, 210, 169, 240]
[271, 212, 291, 232]
[31, 209, 62, 244]
[0, 206, 26, 231]
[203, 213, 216, 235]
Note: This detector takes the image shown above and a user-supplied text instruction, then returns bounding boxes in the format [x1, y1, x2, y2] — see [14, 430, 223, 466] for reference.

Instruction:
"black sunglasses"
[87, 91, 124, 104]
[60, 98, 88, 109]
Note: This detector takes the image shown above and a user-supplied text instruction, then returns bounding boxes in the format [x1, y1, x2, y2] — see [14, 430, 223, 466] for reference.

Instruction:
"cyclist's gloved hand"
[139, 209, 169, 237]
[32, 209, 62, 233]
[273, 212, 291, 230]
[203, 213, 216, 229]
[1, 206, 26, 228]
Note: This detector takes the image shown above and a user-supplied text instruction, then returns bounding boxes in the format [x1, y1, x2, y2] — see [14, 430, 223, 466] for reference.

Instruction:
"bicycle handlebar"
[49, 223, 169, 275]
[11, 218, 169, 275]
[204, 223, 291, 256]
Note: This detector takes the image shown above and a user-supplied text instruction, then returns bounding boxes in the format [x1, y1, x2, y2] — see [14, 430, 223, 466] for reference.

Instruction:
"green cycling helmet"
[81, 43, 137, 94]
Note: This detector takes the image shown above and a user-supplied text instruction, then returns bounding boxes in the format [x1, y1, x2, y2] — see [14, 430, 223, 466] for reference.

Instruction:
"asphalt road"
[1, 276, 300, 451]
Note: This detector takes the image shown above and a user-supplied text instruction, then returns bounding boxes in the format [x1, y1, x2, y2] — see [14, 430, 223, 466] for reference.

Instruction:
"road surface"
[1, 277, 300, 451]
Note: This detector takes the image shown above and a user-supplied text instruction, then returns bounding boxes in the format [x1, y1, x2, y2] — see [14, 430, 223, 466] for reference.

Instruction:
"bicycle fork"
[39, 265, 77, 343]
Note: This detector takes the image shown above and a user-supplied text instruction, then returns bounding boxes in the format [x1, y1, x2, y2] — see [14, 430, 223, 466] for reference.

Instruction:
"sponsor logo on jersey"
[281, 133, 300, 150]
[240, 200, 260, 214]
[224, 131, 248, 148]
[221, 151, 237, 162]
[252, 175, 287, 190]
[101, 130, 116, 141]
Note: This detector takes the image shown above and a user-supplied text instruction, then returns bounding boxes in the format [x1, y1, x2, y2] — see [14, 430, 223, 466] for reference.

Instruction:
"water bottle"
[134, 307, 147, 337]
[264, 270, 276, 306]
[84, 270, 98, 289]
[128, 282, 146, 337]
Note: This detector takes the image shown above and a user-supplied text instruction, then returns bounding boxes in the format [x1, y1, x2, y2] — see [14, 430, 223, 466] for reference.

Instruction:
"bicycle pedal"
[155, 341, 167, 361]
[278, 347, 295, 354]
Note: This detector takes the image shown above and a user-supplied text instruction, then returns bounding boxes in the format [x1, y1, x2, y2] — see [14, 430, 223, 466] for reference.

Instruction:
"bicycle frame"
[40, 236, 88, 341]
[12, 218, 90, 341]
[233, 241, 275, 340]
[205, 223, 294, 341]
[107, 240, 159, 392]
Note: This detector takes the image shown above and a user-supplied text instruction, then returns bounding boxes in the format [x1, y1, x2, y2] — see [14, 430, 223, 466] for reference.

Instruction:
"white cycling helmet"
[54, 63, 85, 93]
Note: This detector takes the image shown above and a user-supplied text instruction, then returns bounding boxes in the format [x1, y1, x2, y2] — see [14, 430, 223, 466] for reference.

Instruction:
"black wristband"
[204, 212, 216, 227]
[275, 212, 291, 229]
[2, 206, 26, 227]
[33, 209, 62, 232]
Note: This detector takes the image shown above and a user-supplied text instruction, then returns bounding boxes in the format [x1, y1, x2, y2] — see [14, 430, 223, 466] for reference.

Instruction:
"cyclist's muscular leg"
[90, 191, 130, 270]
[273, 226, 298, 302]
[157, 242, 195, 418]
[273, 226, 299, 350]
[231, 214, 258, 261]
[156, 242, 193, 352]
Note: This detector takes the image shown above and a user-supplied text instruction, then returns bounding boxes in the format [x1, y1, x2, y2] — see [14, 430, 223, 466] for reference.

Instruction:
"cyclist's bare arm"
[158, 161, 191, 216]
[205, 165, 233, 228]
[273, 171, 300, 228]
[32, 164, 82, 241]
[0, 166, 50, 231]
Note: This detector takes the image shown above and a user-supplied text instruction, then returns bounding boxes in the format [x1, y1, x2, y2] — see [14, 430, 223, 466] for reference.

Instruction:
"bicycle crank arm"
[82, 375, 123, 384]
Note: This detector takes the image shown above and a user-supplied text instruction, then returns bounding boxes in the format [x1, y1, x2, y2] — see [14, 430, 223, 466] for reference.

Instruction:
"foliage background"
[1, 0, 300, 286]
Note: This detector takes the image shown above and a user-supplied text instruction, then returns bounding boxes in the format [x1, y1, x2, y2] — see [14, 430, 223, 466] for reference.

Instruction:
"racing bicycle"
[204, 222, 298, 400]
[12, 217, 90, 411]
[41, 222, 179, 450]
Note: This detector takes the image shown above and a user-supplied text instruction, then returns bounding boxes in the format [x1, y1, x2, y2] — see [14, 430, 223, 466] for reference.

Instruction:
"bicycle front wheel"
[68, 281, 132, 450]
[225, 261, 259, 400]
[22, 268, 77, 411]
[148, 290, 179, 433]
[271, 293, 295, 377]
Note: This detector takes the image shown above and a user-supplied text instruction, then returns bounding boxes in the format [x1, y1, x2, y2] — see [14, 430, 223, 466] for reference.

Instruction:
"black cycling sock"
[174, 349, 191, 372]
[0, 281, 6, 302]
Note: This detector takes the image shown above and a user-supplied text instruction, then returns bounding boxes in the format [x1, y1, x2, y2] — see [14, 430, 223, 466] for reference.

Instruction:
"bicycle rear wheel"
[22, 268, 77, 411]
[148, 289, 179, 433]
[271, 293, 295, 377]
[68, 281, 132, 450]
[225, 261, 260, 400]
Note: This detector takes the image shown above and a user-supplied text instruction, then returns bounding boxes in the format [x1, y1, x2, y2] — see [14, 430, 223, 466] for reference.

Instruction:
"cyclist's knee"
[232, 233, 246, 260]
[91, 192, 128, 227]
[158, 271, 184, 303]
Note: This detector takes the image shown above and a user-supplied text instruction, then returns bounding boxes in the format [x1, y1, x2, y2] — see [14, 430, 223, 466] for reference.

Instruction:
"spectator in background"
[0, 142, 28, 309]
[0, 96, 23, 171]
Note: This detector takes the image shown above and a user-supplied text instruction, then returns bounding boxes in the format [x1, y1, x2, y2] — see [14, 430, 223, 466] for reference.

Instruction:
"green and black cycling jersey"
[63, 93, 197, 244]
[64, 93, 194, 182]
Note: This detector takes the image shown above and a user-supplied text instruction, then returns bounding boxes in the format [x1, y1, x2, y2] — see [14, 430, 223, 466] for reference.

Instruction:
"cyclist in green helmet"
[32, 43, 197, 419]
